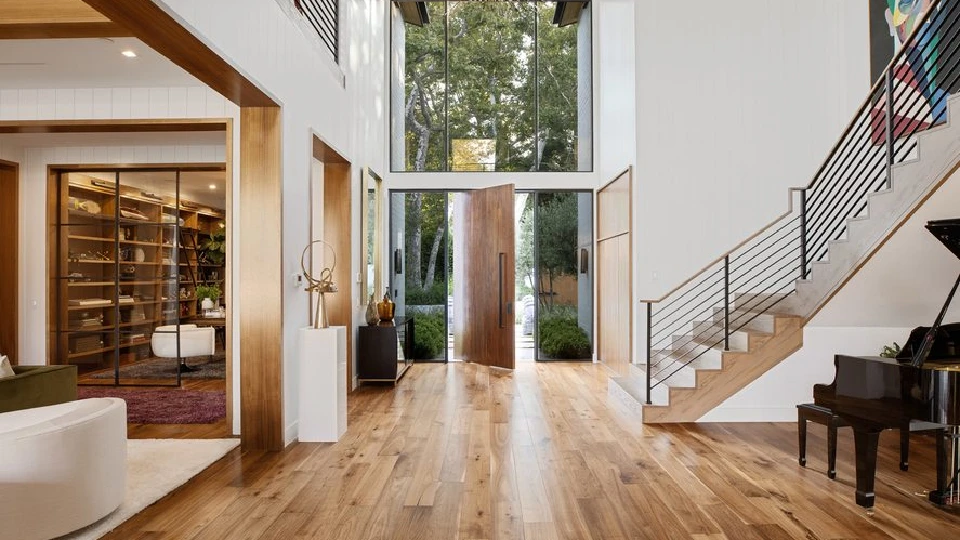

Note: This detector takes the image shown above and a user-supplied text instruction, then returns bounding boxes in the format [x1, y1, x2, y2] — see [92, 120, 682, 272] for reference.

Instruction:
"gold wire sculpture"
[300, 240, 339, 328]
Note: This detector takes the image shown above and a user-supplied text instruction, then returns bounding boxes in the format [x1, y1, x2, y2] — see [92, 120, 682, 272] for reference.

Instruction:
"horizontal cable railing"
[642, 0, 959, 405]
[295, 0, 339, 63]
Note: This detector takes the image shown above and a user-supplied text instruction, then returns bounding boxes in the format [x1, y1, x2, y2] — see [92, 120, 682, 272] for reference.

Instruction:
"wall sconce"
[394, 248, 403, 274]
[579, 247, 589, 274]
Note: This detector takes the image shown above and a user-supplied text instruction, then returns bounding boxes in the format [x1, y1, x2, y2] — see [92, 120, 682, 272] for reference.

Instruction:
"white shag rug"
[60, 438, 240, 540]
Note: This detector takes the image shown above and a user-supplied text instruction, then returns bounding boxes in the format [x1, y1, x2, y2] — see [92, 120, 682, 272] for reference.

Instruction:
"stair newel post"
[723, 256, 730, 351]
[645, 302, 653, 405]
[800, 189, 808, 279]
[884, 68, 894, 189]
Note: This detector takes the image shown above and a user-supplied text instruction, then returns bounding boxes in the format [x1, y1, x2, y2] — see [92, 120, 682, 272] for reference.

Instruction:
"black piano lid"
[926, 218, 960, 260]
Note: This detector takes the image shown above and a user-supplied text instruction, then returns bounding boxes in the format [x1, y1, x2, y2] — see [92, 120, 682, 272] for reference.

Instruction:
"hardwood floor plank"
[98, 363, 960, 540]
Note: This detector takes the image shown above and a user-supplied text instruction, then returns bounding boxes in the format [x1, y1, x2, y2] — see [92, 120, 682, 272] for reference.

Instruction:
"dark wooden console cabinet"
[357, 316, 413, 384]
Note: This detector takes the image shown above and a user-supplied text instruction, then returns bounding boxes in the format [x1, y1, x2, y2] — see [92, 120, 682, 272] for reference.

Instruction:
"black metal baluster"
[885, 69, 894, 189]
[646, 302, 653, 405]
[723, 255, 730, 351]
[800, 190, 807, 279]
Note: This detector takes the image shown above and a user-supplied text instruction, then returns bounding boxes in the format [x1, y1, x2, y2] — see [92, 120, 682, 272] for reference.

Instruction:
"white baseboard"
[698, 407, 797, 423]
[285, 421, 300, 447]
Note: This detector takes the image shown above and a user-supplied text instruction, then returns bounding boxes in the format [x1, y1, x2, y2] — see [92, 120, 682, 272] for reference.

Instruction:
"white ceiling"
[0, 37, 204, 89]
[0, 131, 225, 147]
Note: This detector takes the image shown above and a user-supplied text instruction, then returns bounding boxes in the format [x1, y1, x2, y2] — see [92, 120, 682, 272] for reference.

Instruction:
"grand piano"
[814, 218, 960, 508]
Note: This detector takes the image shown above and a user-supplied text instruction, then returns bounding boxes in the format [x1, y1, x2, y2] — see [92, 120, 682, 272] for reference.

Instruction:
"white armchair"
[151, 324, 215, 372]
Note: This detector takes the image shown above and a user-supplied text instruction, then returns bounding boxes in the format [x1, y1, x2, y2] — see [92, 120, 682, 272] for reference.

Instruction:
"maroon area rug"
[77, 387, 226, 424]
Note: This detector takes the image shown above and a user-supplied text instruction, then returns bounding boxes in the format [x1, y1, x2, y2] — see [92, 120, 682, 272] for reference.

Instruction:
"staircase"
[636, 2, 960, 422]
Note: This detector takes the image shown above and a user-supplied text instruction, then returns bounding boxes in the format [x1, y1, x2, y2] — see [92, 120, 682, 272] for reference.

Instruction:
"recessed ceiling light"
[209, 184, 217, 190]
[121, 50, 137, 58]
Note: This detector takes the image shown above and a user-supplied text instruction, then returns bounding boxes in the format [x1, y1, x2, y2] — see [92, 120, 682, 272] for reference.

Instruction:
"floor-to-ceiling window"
[517, 191, 593, 361]
[390, 191, 450, 362]
[390, 1, 592, 172]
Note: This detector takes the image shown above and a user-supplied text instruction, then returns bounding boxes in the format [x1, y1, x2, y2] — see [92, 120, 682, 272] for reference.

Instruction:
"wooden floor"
[102, 362, 960, 540]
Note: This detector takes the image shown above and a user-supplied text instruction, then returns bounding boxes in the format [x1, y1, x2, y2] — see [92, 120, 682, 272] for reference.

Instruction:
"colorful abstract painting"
[869, 0, 958, 142]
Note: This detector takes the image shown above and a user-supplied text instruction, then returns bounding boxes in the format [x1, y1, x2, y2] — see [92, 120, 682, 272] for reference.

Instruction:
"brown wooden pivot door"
[456, 184, 516, 369]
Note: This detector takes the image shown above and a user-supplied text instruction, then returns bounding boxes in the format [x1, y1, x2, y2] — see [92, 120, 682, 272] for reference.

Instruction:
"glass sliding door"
[390, 191, 449, 362]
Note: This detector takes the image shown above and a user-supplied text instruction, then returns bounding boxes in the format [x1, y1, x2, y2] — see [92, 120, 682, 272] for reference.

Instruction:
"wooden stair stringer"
[642, 315, 804, 423]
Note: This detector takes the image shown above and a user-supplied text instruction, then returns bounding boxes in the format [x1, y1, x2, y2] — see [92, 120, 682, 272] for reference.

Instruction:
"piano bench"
[797, 403, 848, 479]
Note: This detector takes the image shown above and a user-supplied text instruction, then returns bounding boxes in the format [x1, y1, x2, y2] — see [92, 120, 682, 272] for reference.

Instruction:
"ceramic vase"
[377, 288, 395, 322]
[365, 294, 379, 326]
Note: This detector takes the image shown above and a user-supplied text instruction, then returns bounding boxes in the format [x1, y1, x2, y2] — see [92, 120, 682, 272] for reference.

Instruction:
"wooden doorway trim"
[596, 167, 633, 377]
[28, 117, 234, 434]
[313, 136, 354, 392]
[74, 1, 284, 449]
[239, 108, 284, 450]
[0, 160, 18, 363]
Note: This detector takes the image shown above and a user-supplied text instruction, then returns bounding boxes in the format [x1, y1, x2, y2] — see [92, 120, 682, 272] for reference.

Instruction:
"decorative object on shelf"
[140, 191, 162, 201]
[120, 206, 149, 221]
[67, 197, 101, 215]
[880, 342, 902, 358]
[365, 294, 379, 326]
[90, 179, 114, 189]
[300, 239, 338, 329]
[196, 285, 222, 312]
[180, 200, 198, 209]
[68, 250, 112, 263]
[377, 287, 395, 323]
[198, 232, 226, 266]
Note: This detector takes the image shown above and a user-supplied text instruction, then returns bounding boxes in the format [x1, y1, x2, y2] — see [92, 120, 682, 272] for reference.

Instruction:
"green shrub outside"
[411, 312, 446, 359]
[539, 305, 591, 359]
[406, 282, 447, 305]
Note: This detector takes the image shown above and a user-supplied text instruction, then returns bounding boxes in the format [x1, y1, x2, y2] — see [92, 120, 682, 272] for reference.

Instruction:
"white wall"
[634, 0, 871, 300]
[153, 0, 387, 445]
[704, 164, 960, 421]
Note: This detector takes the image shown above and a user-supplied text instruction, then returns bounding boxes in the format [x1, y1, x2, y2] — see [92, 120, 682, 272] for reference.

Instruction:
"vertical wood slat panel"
[323, 162, 353, 390]
[240, 106, 284, 451]
[596, 170, 632, 375]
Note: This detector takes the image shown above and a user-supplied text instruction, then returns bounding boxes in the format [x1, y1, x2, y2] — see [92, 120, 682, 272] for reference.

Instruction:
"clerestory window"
[390, 1, 593, 172]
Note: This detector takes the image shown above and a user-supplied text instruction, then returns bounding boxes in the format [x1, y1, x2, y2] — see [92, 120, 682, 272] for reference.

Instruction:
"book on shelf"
[68, 298, 112, 306]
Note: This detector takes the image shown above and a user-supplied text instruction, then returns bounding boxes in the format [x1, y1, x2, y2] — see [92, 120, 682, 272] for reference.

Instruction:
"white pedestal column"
[298, 326, 347, 442]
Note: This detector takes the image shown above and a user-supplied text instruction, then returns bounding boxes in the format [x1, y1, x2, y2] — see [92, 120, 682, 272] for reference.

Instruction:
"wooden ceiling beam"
[0, 0, 131, 38]
[80, 0, 277, 108]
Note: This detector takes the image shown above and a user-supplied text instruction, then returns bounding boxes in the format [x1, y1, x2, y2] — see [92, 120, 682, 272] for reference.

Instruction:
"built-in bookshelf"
[50, 170, 225, 384]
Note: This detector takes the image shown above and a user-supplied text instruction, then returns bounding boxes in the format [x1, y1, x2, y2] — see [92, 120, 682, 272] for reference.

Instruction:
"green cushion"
[0, 366, 78, 413]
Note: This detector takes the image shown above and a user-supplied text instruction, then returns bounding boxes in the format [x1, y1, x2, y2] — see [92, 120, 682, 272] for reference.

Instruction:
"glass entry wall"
[390, 191, 450, 362]
[517, 191, 594, 361]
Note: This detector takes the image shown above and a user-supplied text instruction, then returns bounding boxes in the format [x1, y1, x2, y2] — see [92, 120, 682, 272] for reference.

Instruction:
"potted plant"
[195, 284, 222, 311]
[199, 231, 226, 266]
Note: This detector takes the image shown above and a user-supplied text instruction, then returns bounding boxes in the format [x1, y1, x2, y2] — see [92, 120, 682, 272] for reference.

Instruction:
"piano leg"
[852, 427, 882, 508]
[930, 427, 959, 505]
